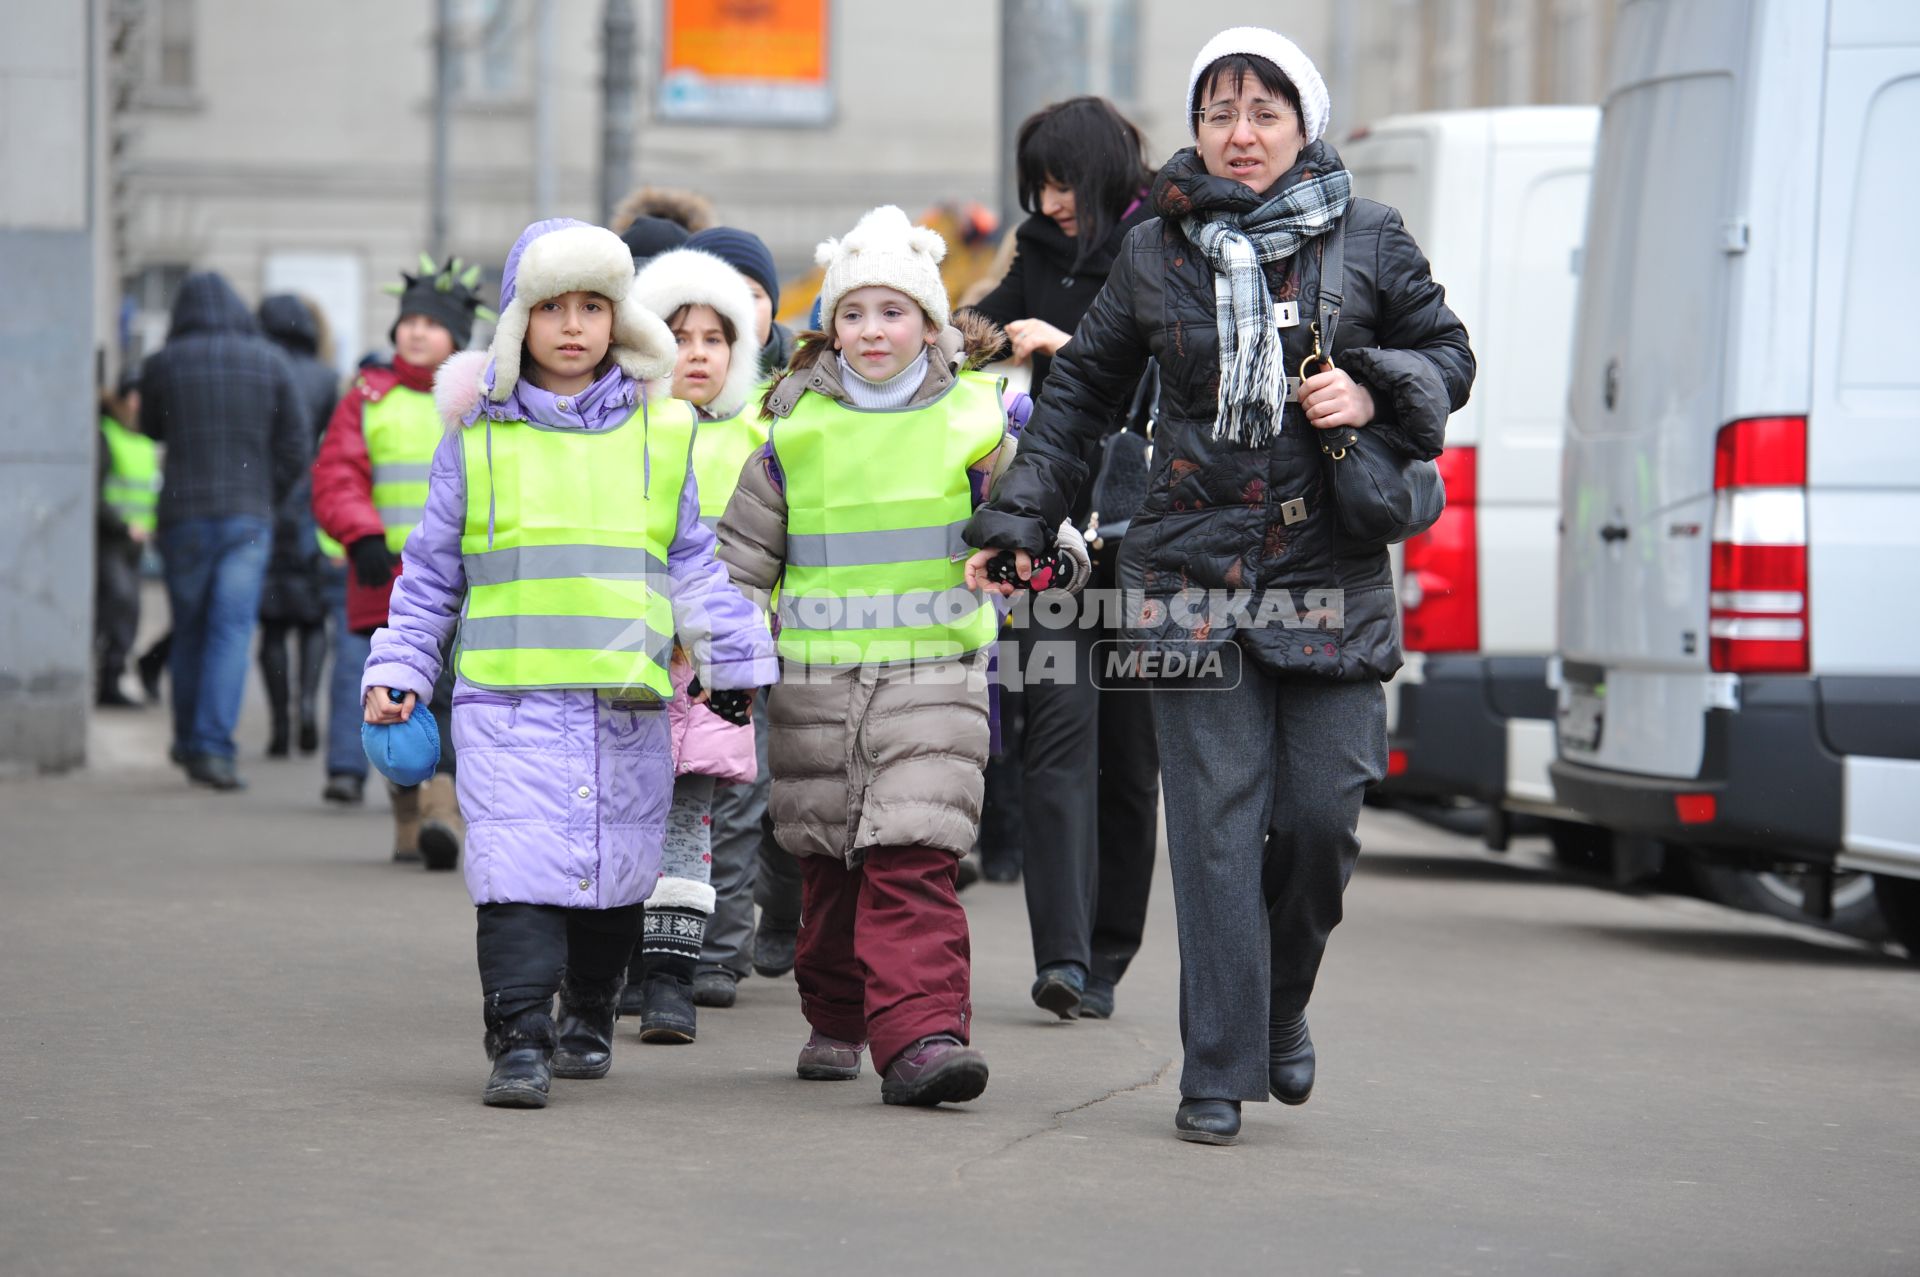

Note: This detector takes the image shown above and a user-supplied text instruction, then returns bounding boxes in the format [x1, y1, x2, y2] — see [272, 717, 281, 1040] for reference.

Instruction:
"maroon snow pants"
[795, 845, 972, 1073]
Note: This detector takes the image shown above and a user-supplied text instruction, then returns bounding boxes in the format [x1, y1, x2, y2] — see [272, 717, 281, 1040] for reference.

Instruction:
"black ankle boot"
[637, 973, 697, 1044]
[551, 976, 622, 1079]
[483, 1010, 555, 1108]
[1174, 1098, 1242, 1145]
[1268, 1013, 1315, 1106]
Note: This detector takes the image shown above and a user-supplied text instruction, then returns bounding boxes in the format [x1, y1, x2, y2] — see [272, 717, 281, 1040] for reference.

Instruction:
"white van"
[1551, 0, 1920, 955]
[1344, 107, 1598, 839]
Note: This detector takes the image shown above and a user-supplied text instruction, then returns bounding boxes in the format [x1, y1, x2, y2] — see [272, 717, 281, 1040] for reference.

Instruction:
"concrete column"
[0, 1, 98, 772]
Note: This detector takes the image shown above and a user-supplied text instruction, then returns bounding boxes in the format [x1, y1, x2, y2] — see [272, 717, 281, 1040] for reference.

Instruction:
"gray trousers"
[1154, 648, 1387, 1102]
[700, 693, 801, 977]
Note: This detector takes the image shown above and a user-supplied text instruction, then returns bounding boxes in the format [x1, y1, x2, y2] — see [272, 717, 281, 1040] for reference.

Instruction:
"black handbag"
[1306, 218, 1446, 546]
[1085, 359, 1157, 543]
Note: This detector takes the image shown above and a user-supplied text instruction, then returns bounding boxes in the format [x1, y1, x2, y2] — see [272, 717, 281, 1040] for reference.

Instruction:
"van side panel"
[1808, 40, 1920, 677]
[1477, 151, 1591, 654]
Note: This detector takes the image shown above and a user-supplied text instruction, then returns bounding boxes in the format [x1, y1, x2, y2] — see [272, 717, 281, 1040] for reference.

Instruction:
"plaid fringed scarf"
[1156, 148, 1352, 446]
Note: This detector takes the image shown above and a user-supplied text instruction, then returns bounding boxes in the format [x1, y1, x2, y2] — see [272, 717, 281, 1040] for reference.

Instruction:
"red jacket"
[311, 358, 438, 633]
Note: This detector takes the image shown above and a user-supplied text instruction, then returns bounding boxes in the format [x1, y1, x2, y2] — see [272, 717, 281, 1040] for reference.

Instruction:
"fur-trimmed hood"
[761, 310, 1003, 419]
[631, 248, 762, 421]
[483, 218, 676, 404]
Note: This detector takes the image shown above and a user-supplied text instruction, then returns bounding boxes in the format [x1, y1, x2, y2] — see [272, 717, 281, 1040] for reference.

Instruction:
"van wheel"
[1546, 820, 1612, 875]
[1688, 863, 1887, 941]
[1873, 876, 1920, 963]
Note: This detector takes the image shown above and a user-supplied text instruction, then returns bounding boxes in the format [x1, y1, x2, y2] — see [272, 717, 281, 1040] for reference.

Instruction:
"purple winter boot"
[879, 1034, 989, 1107]
[796, 1030, 866, 1081]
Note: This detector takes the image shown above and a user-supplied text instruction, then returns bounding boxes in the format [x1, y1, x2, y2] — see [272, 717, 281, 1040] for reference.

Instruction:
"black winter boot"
[636, 954, 698, 1045]
[1268, 1013, 1315, 1106]
[551, 976, 623, 1079]
[483, 1009, 555, 1108]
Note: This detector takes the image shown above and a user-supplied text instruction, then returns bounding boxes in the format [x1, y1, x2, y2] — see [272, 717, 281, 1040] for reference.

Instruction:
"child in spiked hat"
[711, 205, 1086, 1106]
[360, 219, 775, 1109]
[312, 254, 490, 860]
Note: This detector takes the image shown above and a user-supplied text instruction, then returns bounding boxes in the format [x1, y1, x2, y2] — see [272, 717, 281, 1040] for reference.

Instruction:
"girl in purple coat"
[362, 219, 775, 1108]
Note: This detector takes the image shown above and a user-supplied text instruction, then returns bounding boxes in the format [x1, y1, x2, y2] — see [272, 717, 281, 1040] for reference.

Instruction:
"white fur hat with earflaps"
[813, 205, 951, 332]
[483, 217, 678, 404]
[630, 248, 762, 420]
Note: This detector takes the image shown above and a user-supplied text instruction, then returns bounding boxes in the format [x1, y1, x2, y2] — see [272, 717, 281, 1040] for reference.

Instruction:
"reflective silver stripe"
[459, 614, 672, 659]
[462, 543, 668, 588]
[784, 521, 970, 568]
[699, 514, 722, 530]
[777, 587, 984, 632]
[372, 462, 433, 486]
[378, 505, 426, 526]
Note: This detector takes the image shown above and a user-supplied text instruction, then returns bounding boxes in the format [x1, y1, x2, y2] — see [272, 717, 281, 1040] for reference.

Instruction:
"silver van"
[1345, 106, 1597, 840]
[1550, 0, 1920, 954]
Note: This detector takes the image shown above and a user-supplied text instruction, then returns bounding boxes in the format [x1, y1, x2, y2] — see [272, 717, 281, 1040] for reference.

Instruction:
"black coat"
[140, 274, 311, 528]
[964, 201, 1153, 524]
[256, 295, 340, 624]
[966, 143, 1475, 681]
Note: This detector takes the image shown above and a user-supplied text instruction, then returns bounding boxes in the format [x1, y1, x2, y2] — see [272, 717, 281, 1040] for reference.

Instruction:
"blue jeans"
[159, 515, 271, 761]
[321, 564, 371, 779]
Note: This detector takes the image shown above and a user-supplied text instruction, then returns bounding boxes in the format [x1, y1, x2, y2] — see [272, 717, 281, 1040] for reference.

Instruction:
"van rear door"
[1557, 0, 1749, 777]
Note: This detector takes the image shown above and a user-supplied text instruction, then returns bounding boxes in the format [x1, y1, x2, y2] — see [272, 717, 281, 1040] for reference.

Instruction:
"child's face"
[525, 290, 614, 389]
[833, 286, 935, 383]
[670, 304, 731, 409]
[395, 314, 457, 369]
[742, 278, 774, 348]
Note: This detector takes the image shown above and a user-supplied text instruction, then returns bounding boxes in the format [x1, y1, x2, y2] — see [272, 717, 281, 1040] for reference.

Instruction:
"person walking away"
[139, 272, 311, 790]
[620, 245, 766, 1038]
[715, 205, 1087, 1106]
[96, 370, 157, 707]
[965, 27, 1474, 1144]
[313, 257, 488, 865]
[256, 295, 341, 757]
[363, 218, 774, 1108]
[960, 95, 1163, 1022]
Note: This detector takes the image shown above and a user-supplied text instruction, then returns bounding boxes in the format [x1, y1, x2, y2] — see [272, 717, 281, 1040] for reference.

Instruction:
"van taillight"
[1401, 446, 1478, 652]
[1709, 417, 1808, 674]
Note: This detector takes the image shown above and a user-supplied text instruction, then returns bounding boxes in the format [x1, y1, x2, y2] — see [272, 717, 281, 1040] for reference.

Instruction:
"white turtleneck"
[837, 349, 929, 410]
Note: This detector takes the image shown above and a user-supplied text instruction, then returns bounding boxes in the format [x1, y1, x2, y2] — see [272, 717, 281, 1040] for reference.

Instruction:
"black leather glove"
[348, 535, 397, 588]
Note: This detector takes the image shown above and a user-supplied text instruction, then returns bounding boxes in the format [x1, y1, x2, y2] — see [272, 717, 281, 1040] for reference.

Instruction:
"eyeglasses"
[1193, 106, 1295, 134]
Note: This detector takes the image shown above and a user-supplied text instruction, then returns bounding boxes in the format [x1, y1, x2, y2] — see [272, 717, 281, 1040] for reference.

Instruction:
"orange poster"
[659, 0, 833, 123]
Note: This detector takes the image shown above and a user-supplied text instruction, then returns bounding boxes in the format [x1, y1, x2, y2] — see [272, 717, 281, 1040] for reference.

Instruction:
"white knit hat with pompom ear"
[813, 205, 951, 332]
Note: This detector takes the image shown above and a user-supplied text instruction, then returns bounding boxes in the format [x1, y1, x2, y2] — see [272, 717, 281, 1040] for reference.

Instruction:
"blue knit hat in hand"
[361, 690, 441, 787]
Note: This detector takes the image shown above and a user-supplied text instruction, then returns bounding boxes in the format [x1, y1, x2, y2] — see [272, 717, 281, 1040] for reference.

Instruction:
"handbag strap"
[1316, 213, 1346, 361]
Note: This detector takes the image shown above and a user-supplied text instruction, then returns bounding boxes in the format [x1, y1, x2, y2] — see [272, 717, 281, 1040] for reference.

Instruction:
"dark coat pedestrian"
[958, 95, 1163, 1023]
[139, 272, 311, 784]
[965, 27, 1474, 1145]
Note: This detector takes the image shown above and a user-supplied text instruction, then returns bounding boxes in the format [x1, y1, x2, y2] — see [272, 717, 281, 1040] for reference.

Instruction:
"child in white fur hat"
[711, 205, 1084, 1106]
[614, 247, 768, 1044]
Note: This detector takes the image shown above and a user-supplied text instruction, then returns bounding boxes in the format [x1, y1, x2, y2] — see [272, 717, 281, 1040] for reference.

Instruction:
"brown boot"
[417, 773, 464, 872]
[389, 781, 423, 864]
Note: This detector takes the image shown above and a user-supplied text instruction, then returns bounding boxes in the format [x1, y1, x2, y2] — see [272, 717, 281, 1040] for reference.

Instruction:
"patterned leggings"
[639, 774, 716, 969]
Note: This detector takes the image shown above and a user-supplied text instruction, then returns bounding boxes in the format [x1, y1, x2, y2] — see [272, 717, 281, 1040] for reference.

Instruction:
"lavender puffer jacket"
[363, 419, 776, 909]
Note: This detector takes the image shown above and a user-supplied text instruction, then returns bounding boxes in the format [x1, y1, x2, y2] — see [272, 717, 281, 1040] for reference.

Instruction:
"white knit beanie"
[1185, 26, 1331, 145]
[813, 205, 950, 332]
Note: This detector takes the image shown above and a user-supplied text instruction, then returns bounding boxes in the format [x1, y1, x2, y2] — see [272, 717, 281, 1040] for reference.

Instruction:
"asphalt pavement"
[2, 684, 1916, 1277]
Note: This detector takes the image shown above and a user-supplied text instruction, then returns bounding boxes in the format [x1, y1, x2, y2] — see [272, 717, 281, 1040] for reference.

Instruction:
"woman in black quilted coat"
[965, 26, 1474, 1146]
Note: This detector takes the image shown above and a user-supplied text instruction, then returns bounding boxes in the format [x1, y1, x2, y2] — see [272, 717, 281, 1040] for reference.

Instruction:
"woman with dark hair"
[965, 28, 1474, 1145]
[961, 95, 1164, 1026]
